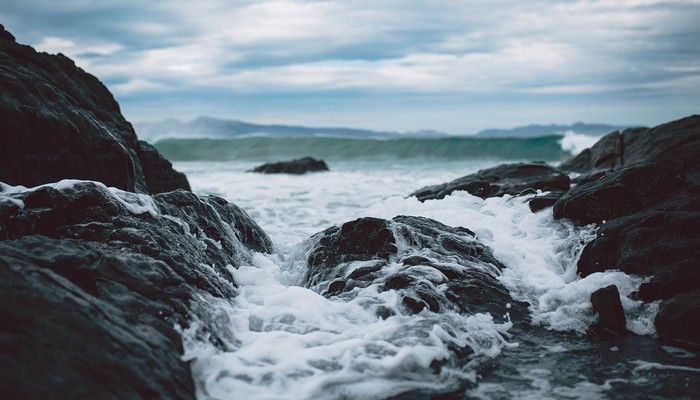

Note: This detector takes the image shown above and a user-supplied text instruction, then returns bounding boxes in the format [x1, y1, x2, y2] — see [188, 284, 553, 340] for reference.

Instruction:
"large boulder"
[559, 115, 700, 173]
[410, 162, 570, 202]
[0, 181, 273, 399]
[555, 115, 700, 351]
[0, 24, 188, 194]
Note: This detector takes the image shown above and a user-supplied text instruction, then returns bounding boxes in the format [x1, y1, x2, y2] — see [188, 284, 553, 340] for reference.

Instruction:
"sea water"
[157, 132, 699, 399]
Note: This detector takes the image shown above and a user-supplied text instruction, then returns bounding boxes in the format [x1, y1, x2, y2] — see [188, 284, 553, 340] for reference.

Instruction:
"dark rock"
[0, 25, 188, 194]
[553, 160, 686, 224]
[137, 141, 191, 193]
[298, 215, 525, 322]
[655, 291, 700, 351]
[528, 191, 566, 212]
[590, 285, 627, 341]
[410, 162, 570, 202]
[559, 115, 700, 173]
[0, 181, 272, 399]
[638, 255, 700, 301]
[249, 157, 329, 174]
[557, 115, 700, 351]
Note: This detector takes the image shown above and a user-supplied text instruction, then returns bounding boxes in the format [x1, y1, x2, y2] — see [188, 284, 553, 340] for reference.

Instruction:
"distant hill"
[477, 122, 635, 137]
[134, 116, 445, 141]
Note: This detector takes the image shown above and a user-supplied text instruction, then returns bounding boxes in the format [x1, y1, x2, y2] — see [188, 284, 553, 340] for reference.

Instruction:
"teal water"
[153, 135, 571, 162]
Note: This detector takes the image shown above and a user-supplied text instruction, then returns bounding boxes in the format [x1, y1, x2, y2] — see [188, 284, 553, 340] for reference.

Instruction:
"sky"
[2, 0, 700, 134]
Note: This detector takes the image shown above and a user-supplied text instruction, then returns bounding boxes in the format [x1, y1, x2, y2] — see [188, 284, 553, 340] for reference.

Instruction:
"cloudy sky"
[2, 0, 700, 134]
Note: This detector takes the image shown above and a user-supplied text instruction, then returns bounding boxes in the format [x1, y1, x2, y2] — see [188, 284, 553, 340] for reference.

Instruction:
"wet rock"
[557, 115, 700, 351]
[299, 215, 525, 322]
[655, 291, 700, 351]
[559, 115, 700, 173]
[590, 285, 627, 341]
[249, 156, 329, 174]
[137, 141, 191, 193]
[0, 181, 272, 399]
[0, 24, 188, 194]
[410, 162, 570, 202]
[553, 160, 686, 224]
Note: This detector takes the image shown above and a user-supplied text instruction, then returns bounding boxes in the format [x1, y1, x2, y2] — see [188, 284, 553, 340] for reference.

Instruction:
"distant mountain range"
[134, 116, 636, 141]
[134, 116, 415, 141]
[476, 122, 635, 137]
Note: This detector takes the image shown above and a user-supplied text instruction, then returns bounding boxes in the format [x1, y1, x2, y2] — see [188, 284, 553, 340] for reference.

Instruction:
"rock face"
[410, 162, 570, 202]
[250, 157, 329, 174]
[556, 115, 700, 350]
[0, 24, 189, 194]
[0, 181, 273, 399]
[299, 216, 527, 322]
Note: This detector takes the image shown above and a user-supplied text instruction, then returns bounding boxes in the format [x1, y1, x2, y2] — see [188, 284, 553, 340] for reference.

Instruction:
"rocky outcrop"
[0, 181, 273, 399]
[249, 157, 329, 174]
[590, 285, 627, 341]
[555, 115, 700, 350]
[299, 216, 527, 322]
[410, 162, 570, 202]
[0, 24, 188, 194]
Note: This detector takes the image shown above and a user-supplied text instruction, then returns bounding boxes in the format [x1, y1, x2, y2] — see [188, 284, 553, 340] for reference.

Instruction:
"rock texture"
[590, 285, 627, 341]
[250, 157, 329, 174]
[0, 24, 189, 194]
[0, 181, 272, 399]
[410, 162, 570, 202]
[556, 115, 700, 350]
[299, 216, 527, 322]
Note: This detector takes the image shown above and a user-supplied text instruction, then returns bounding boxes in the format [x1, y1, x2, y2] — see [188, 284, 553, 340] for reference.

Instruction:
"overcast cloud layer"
[3, 0, 700, 133]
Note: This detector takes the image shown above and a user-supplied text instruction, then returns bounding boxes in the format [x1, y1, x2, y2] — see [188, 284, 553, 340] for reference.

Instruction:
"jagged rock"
[0, 24, 188, 194]
[410, 162, 570, 202]
[0, 181, 272, 399]
[249, 157, 329, 174]
[559, 115, 700, 173]
[590, 285, 627, 341]
[299, 215, 526, 321]
[556, 115, 700, 351]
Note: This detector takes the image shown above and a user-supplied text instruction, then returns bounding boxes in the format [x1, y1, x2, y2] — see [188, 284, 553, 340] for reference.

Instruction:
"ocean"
[154, 132, 699, 399]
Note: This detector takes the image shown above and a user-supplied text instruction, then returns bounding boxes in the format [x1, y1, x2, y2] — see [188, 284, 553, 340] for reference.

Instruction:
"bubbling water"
[175, 159, 662, 399]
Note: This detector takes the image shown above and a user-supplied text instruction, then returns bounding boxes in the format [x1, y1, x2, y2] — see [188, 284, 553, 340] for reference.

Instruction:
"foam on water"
[181, 251, 513, 399]
[172, 158, 667, 399]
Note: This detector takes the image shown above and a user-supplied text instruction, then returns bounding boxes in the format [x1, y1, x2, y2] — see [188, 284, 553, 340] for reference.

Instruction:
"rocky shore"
[1, 24, 698, 399]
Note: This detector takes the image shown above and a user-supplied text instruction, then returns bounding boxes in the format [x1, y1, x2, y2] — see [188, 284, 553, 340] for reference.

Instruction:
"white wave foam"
[559, 130, 603, 155]
[176, 159, 661, 398]
[181, 252, 512, 400]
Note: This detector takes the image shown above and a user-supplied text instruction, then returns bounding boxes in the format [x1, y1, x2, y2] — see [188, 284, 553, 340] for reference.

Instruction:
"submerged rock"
[0, 24, 188, 194]
[0, 181, 272, 399]
[299, 215, 526, 322]
[410, 162, 570, 202]
[250, 156, 329, 174]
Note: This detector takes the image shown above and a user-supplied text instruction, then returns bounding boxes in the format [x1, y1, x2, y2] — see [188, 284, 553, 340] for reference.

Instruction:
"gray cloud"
[2, 0, 699, 132]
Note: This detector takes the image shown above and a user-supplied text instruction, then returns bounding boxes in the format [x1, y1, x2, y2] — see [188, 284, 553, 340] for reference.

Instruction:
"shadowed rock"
[555, 115, 700, 351]
[0, 181, 272, 399]
[250, 157, 329, 174]
[0, 24, 188, 194]
[590, 285, 627, 341]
